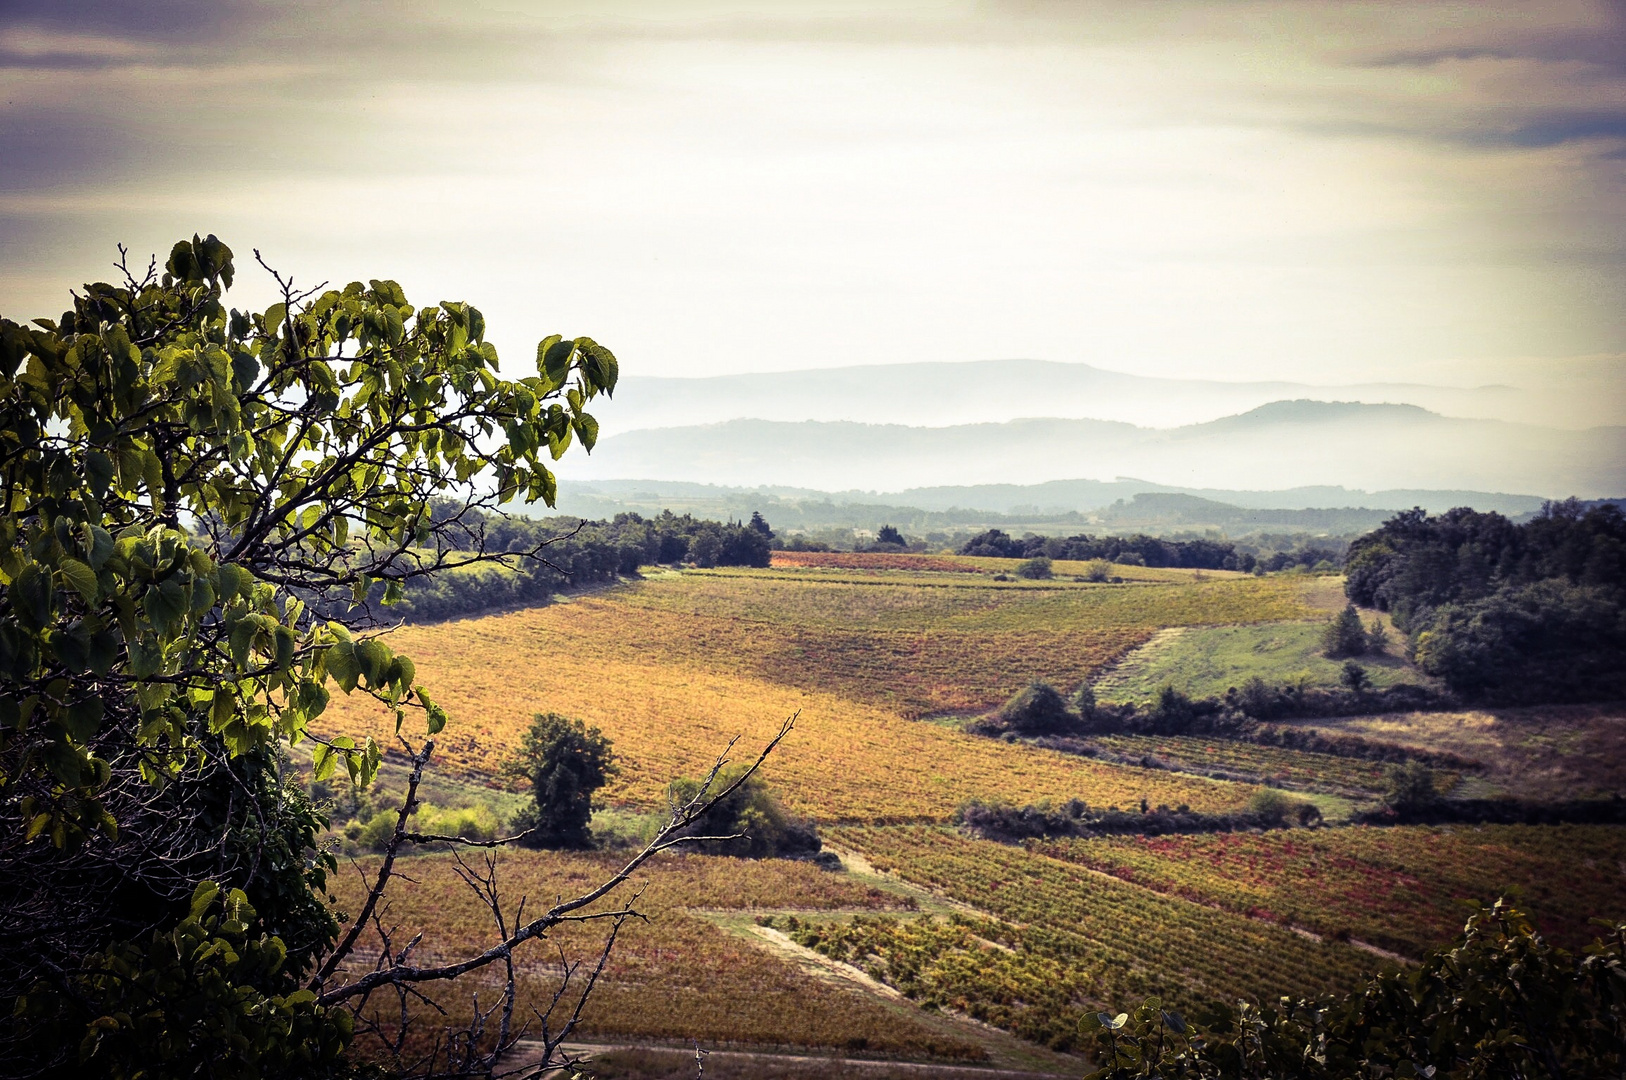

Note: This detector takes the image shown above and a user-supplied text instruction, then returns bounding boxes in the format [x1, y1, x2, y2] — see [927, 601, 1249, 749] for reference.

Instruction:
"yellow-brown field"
[313, 563, 1626, 1068]
[326, 644, 1249, 822]
[319, 566, 1335, 820]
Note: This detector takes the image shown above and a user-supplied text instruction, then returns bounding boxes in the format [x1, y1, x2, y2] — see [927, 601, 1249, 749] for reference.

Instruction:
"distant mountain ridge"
[588, 358, 1612, 432]
[569, 400, 1624, 497]
[537, 479, 1567, 537]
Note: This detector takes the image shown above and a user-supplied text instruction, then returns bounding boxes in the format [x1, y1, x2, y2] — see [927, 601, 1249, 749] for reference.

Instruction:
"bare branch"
[316, 713, 797, 1008]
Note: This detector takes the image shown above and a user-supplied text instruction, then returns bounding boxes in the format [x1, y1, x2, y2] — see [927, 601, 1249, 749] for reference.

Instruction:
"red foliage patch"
[771, 551, 976, 573]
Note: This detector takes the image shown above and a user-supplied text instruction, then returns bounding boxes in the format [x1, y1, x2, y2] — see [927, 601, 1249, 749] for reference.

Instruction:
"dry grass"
[769, 551, 974, 573]
[322, 567, 1320, 821]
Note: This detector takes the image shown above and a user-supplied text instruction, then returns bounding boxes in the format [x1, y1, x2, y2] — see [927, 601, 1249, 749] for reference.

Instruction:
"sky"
[2, 0, 1624, 408]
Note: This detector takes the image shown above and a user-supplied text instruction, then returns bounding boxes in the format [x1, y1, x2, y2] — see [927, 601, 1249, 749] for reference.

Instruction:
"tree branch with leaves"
[0, 235, 774, 1078]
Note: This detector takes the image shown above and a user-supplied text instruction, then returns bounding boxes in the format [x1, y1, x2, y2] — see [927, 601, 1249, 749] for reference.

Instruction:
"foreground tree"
[0, 237, 786, 1077]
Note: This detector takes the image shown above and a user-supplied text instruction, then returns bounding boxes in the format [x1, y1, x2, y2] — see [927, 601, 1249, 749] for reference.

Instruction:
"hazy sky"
[2, 0, 1624, 396]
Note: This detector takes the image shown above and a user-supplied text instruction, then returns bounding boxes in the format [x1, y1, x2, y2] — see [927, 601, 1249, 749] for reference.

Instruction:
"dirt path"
[505, 1040, 1082, 1078]
[747, 923, 909, 1001]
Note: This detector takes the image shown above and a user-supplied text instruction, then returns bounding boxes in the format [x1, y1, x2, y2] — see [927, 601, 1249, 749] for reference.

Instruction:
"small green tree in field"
[507, 713, 617, 848]
[1366, 616, 1391, 652]
[1321, 603, 1369, 658]
[1384, 761, 1438, 813]
[1081, 558, 1112, 582]
[992, 680, 1078, 735]
[1016, 555, 1054, 579]
[1339, 660, 1371, 694]
[875, 524, 905, 547]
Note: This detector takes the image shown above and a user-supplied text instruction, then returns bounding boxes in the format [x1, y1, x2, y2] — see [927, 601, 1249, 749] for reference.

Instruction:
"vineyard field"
[306, 558, 1626, 1068]
[320, 564, 1330, 818]
[1090, 733, 1453, 795]
[1031, 824, 1626, 955]
[830, 826, 1373, 1017]
[323, 644, 1250, 822]
[769, 551, 974, 573]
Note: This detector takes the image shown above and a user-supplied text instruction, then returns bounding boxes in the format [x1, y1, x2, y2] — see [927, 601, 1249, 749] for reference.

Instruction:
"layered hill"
[569, 401, 1624, 497]
[589, 359, 1588, 431]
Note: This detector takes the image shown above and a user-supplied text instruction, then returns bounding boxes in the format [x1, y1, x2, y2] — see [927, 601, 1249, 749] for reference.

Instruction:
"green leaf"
[210, 687, 236, 731]
[60, 697, 104, 743]
[312, 744, 336, 782]
[85, 450, 115, 498]
[541, 336, 573, 388]
[354, 638, 389, 687]
[359, 737, 381, 787]
[326, 640, 360, 693]
[190, 880, 222, 919]
[573, 412, 600, 452]
[58, 558, 99, 604]
[272, 624, 295, 670]
[83, 524, 115, 571]
[391, 655, 415, 692]
[11, 564, 51, 627]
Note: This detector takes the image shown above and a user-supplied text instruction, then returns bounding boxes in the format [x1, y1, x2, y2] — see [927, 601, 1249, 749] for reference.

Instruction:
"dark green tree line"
[1344, 502, 1626, 702]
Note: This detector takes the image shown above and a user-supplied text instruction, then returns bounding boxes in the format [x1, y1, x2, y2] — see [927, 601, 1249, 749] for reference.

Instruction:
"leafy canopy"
[0, 233, 615, 844]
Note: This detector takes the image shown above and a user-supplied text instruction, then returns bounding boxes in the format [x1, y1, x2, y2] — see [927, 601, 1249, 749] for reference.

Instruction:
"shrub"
[1071, 683, 1099, 720]
[1016, 556, 1054, 579]
[1080, 559, 1113, 582]
[1338, 661, 1370, 694]
[990, 681, 1079, 736]
[666, 767, 820, 859]
[505, 713, 618, 849]
[1247, 788, 1321, 828]
[347, 800, 502, 852]
[1365, 617, 1390, 651]
[1384, 761, 1437, 812]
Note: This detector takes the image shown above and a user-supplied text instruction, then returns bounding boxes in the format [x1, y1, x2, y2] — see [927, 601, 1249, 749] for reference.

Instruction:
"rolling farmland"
[762, 824, 1378, 1049]
[314, 560, 1623, 1069]
[323, 565, 1334, 818]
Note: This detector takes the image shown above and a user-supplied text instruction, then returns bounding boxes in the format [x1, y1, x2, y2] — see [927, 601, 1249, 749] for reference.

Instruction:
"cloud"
[0, 0, 1622, 395]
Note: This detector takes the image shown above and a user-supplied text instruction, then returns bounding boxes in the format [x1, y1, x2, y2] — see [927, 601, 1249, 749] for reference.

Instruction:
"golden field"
[322, 566, 1342, 819]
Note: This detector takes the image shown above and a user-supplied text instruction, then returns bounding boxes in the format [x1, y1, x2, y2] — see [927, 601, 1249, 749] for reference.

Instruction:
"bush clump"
[1016, 556, 1054, 579]
[667, 767, 821, 859]
[970, 681, 1081, 737]
[956, 796, 1319, 842]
